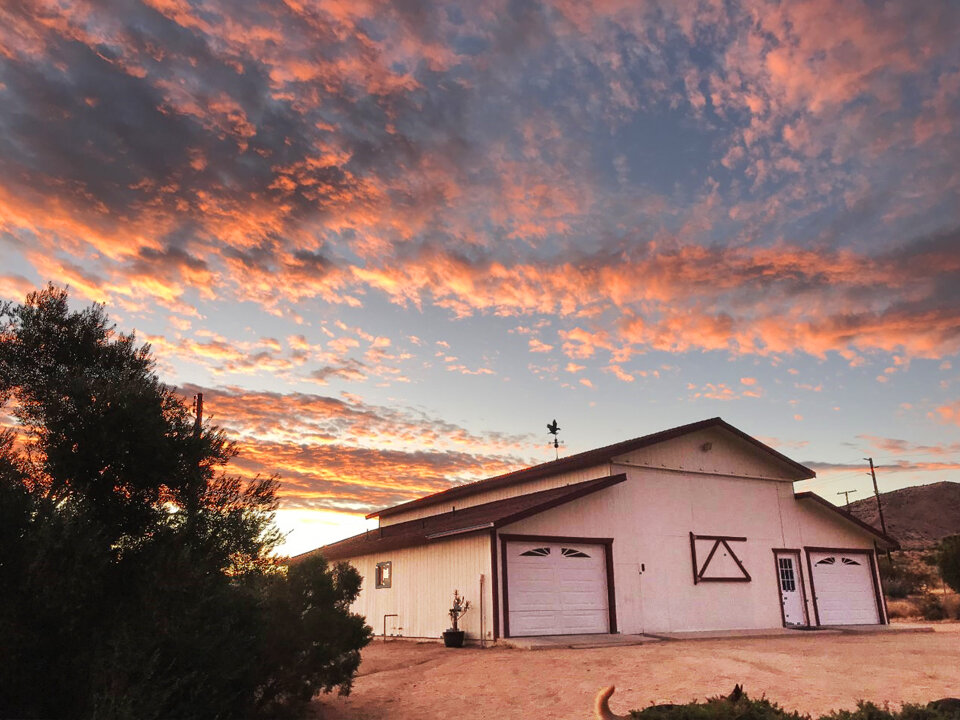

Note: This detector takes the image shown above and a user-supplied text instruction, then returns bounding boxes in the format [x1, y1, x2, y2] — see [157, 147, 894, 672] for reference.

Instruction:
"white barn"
[298, 418, 897, 641]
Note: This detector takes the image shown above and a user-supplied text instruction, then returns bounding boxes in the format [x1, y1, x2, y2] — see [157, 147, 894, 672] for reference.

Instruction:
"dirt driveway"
[314, 626, 959, 720]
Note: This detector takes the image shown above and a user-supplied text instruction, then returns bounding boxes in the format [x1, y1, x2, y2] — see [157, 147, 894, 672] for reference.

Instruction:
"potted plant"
[442, 590, 471, 647]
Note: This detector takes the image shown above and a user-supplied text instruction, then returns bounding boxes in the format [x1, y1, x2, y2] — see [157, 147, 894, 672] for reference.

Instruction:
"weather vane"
[547, 419, 563, 460]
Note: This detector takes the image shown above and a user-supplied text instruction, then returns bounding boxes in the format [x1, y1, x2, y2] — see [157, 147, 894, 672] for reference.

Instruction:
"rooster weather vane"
[547, 419, 563, 460]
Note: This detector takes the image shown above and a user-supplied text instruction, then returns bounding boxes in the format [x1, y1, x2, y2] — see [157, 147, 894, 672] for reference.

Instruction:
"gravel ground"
[313, 624, 960, 720]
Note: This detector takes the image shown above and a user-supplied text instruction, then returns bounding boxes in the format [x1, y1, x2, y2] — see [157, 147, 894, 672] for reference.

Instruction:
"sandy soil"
[313, 626, 960, 720]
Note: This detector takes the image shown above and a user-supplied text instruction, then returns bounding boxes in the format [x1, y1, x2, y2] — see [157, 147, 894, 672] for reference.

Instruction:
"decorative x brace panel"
[689, 532, 751, 583]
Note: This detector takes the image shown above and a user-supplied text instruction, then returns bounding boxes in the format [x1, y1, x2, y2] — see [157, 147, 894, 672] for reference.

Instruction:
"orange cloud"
[176, 384, 536, 512]
[528, 338, 554, 353]
[2, 0, 958, 375]
[935, 401, 960, 427]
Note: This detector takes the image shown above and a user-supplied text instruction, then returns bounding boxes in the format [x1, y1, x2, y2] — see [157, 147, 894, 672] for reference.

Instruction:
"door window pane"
[778, 557, 796, 592]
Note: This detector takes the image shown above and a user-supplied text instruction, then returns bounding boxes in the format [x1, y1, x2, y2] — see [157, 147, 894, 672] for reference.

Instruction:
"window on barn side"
[376, 561, 392, 588]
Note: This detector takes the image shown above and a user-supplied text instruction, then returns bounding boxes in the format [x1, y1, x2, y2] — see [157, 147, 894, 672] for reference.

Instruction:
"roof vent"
[701, 442, 713, 452]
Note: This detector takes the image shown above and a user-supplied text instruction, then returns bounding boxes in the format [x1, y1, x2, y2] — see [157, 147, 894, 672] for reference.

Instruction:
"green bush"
[0, 287, 372, 719]
[625, 691, 960, 720]
[879, 556, 927, 597]
[883, 577, 915, 599]
[938, 536, 960, 594]
[825, 699, 960, 719]
[917, 594, 946, 621]
[630, 693, 805, 719]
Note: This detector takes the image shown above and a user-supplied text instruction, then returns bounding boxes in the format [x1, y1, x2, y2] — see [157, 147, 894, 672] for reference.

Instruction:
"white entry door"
[506, 540, 609, 636]
[809, 551, 881, 625]
[774, 552, 807, 626]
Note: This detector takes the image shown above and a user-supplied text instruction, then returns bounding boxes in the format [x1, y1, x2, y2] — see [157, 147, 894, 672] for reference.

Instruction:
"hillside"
[845, 481, 960, 549]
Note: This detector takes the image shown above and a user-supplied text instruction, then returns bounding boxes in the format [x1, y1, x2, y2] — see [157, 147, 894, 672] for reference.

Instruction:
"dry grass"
[886, 591, 960, 620]
[886, 598, 916, 619]
[944, 592, 960, 618]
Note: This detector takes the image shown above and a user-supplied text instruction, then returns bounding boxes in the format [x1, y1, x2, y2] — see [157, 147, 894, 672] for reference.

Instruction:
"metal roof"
[291, 473, 627, 562]
[368, 417, 815, 520]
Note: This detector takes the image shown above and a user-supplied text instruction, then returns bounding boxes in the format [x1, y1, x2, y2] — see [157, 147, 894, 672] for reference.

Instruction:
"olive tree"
[0, 286, 370, 719]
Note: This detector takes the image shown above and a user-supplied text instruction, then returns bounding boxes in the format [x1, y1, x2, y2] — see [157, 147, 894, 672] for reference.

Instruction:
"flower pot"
[442, 629, 465, 648]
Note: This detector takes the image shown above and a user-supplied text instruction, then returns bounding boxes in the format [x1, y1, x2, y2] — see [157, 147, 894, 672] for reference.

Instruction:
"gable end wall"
[612, 427, 804, 481]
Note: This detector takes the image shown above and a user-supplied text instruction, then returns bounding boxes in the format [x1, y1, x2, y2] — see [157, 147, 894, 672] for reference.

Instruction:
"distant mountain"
[845, 481, 960, 549]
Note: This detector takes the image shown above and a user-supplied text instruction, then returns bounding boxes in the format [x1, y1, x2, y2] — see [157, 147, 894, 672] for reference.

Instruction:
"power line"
[798, 469, 871, 487]
[836, 489, 858, 506]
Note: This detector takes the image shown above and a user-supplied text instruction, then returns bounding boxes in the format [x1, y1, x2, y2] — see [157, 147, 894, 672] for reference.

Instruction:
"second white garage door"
[505, 540, 609, 636]
[809, 550, 881, 625]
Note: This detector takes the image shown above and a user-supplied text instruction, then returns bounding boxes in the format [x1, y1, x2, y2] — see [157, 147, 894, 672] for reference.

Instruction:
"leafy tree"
[0, 285, 371, 719]
[938, 534, 960, 594]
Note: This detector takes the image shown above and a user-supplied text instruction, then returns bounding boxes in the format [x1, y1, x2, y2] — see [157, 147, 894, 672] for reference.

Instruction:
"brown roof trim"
[795, 491, 900, 549]
[292, 473, 627, 563]
[369, 417, 815, 520]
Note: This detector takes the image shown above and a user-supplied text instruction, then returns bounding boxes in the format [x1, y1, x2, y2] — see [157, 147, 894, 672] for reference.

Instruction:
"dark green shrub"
[883, 577, 915, 599]
[917, 594, 946, 621]
[629, 691, 805, 719]
[622, 691, 960, 720]
[938, 536, 960, 594]
[879, 556, 926, 597]
[0, 287, 371, 720]
[825, 699, 960, 719]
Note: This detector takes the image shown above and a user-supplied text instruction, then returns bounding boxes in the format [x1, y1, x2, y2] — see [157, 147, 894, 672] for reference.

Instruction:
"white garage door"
[506, 540, 609, 636]
[809, 551, 880, 625]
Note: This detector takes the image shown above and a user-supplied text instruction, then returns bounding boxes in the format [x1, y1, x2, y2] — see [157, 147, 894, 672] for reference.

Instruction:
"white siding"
[612, 427, 804, 481]
[380, 427, 806, 529]
[788, 494, 886, 624]
[496, 464, 882, 634]
[341, 533, 493, 641]
[787, 493, 879, 551]
[379, 464, 611, 526]
[339, 429, 884, 639]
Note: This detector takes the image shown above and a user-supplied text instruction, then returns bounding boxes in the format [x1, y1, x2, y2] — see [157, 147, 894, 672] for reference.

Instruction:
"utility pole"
[837, 489, 858, 507]
[194, 392, 203, 437]
[865, 457, 892, 563]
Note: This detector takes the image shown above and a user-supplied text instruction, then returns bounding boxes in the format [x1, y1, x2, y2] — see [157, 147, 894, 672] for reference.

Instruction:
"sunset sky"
[1, 0, 959, 555]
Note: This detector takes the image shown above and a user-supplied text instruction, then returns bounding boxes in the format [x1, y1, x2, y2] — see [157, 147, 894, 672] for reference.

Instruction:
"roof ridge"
[368, 416, 813, 519]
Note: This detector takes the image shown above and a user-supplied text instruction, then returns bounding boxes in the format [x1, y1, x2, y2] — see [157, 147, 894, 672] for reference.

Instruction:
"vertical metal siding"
[342, 533, 493, 641]
[353, 433, 880, 637]
[498, 459, 881, 634]
[612, 427, 801, 480]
